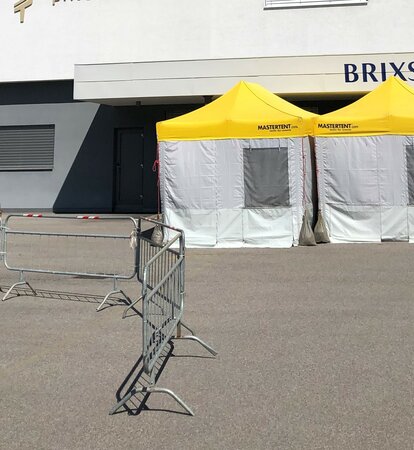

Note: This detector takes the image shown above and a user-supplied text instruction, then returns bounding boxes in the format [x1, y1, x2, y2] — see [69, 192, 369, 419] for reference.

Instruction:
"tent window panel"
[406, 144, 414, 205]
[163, 141, 216, 210]
[243, 147, 289, 208]
[324, 137, 381, 205]
[375, 137, 406, 207]
[325, 168, 380, 205]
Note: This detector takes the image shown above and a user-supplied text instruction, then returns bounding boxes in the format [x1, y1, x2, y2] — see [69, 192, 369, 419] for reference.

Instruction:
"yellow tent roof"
[157, 81, 315, 141]
[316, 77, 414, 137]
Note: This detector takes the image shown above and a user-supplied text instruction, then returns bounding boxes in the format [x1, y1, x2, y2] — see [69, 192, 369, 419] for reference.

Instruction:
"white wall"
[0, 0, 412, 83]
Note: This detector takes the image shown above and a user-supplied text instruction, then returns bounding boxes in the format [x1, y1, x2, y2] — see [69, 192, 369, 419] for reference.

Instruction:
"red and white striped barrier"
[76, 215, 100, 220]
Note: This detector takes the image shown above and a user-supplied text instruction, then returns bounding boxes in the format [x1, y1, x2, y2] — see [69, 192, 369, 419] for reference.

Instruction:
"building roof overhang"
[73, 52, 414, 106]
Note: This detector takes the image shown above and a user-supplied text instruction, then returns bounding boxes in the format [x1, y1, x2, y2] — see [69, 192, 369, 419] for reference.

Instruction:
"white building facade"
[0, 0, 413, 212]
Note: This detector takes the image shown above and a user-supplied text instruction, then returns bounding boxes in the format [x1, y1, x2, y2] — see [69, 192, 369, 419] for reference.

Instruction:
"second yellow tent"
[315, 77, 414, 243]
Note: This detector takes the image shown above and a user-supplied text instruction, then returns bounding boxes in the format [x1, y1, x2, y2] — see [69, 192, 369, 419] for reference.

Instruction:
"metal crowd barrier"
[111, 217, 217, 416]
[1, 213, 217, 415]
[1, 214, 138, 311]
[0, 210, 4, 263]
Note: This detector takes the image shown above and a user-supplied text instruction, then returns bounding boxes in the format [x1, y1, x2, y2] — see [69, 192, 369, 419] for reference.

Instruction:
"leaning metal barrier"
[0, 209, 4, 262]
[0, 210, 4, 263]
[111, 217, 217, 416]
[1, 214, 138, 311]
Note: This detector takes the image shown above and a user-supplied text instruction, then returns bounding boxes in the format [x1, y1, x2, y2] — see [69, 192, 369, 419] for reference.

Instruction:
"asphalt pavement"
[0, 217, 413, 449]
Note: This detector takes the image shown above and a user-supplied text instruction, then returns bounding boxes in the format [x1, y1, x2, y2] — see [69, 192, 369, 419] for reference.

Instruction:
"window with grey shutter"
[0, 125, 55, 171]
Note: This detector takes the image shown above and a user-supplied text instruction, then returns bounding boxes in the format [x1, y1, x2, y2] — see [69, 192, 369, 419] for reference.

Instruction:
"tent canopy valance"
[157, 81, 316, 141]
[315, 77, 414, 137]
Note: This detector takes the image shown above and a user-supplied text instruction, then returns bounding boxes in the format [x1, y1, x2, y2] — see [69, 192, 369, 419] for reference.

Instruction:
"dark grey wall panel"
[53, 105, 165, 213]
[0, 94, 201, 213]
[0, 81, 74, 105]
[0, 103, 99, 209]
[53, 105, 115, 213]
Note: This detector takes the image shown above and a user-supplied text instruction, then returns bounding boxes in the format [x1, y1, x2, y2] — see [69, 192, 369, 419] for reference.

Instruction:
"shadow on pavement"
[0, 285, 131, 309]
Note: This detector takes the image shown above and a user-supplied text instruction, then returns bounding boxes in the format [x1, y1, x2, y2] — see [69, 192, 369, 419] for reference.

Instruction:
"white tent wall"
[159, 137, 314, 248]
[316, 135, 414, 243]
[407, 137, 414, 242]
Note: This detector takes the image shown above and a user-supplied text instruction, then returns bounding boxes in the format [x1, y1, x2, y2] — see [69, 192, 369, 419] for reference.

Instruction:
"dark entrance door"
[114, 128, 144, 213]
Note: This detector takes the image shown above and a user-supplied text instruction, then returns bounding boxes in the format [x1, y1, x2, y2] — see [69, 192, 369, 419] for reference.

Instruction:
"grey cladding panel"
[243, 147, 290, 208]
[0, 125, 55, 171]
[406, 144, 414, 205]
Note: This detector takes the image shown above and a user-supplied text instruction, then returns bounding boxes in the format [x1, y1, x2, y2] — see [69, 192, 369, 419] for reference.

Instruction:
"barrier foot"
[174, 321, 218, 356]
[96, 289, 131, 312]
[122, 295, 143, 319]
[174, 335, 218, 357]
[109, 386, 194, 416]
[144, 387, 195, 416]
[2, 280, 36, 302]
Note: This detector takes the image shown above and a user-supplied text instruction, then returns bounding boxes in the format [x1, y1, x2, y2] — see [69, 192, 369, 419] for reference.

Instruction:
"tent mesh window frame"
[264, 0, 368, 9]
[243, 146, 290, 209]
[406, 143, 414, 206]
